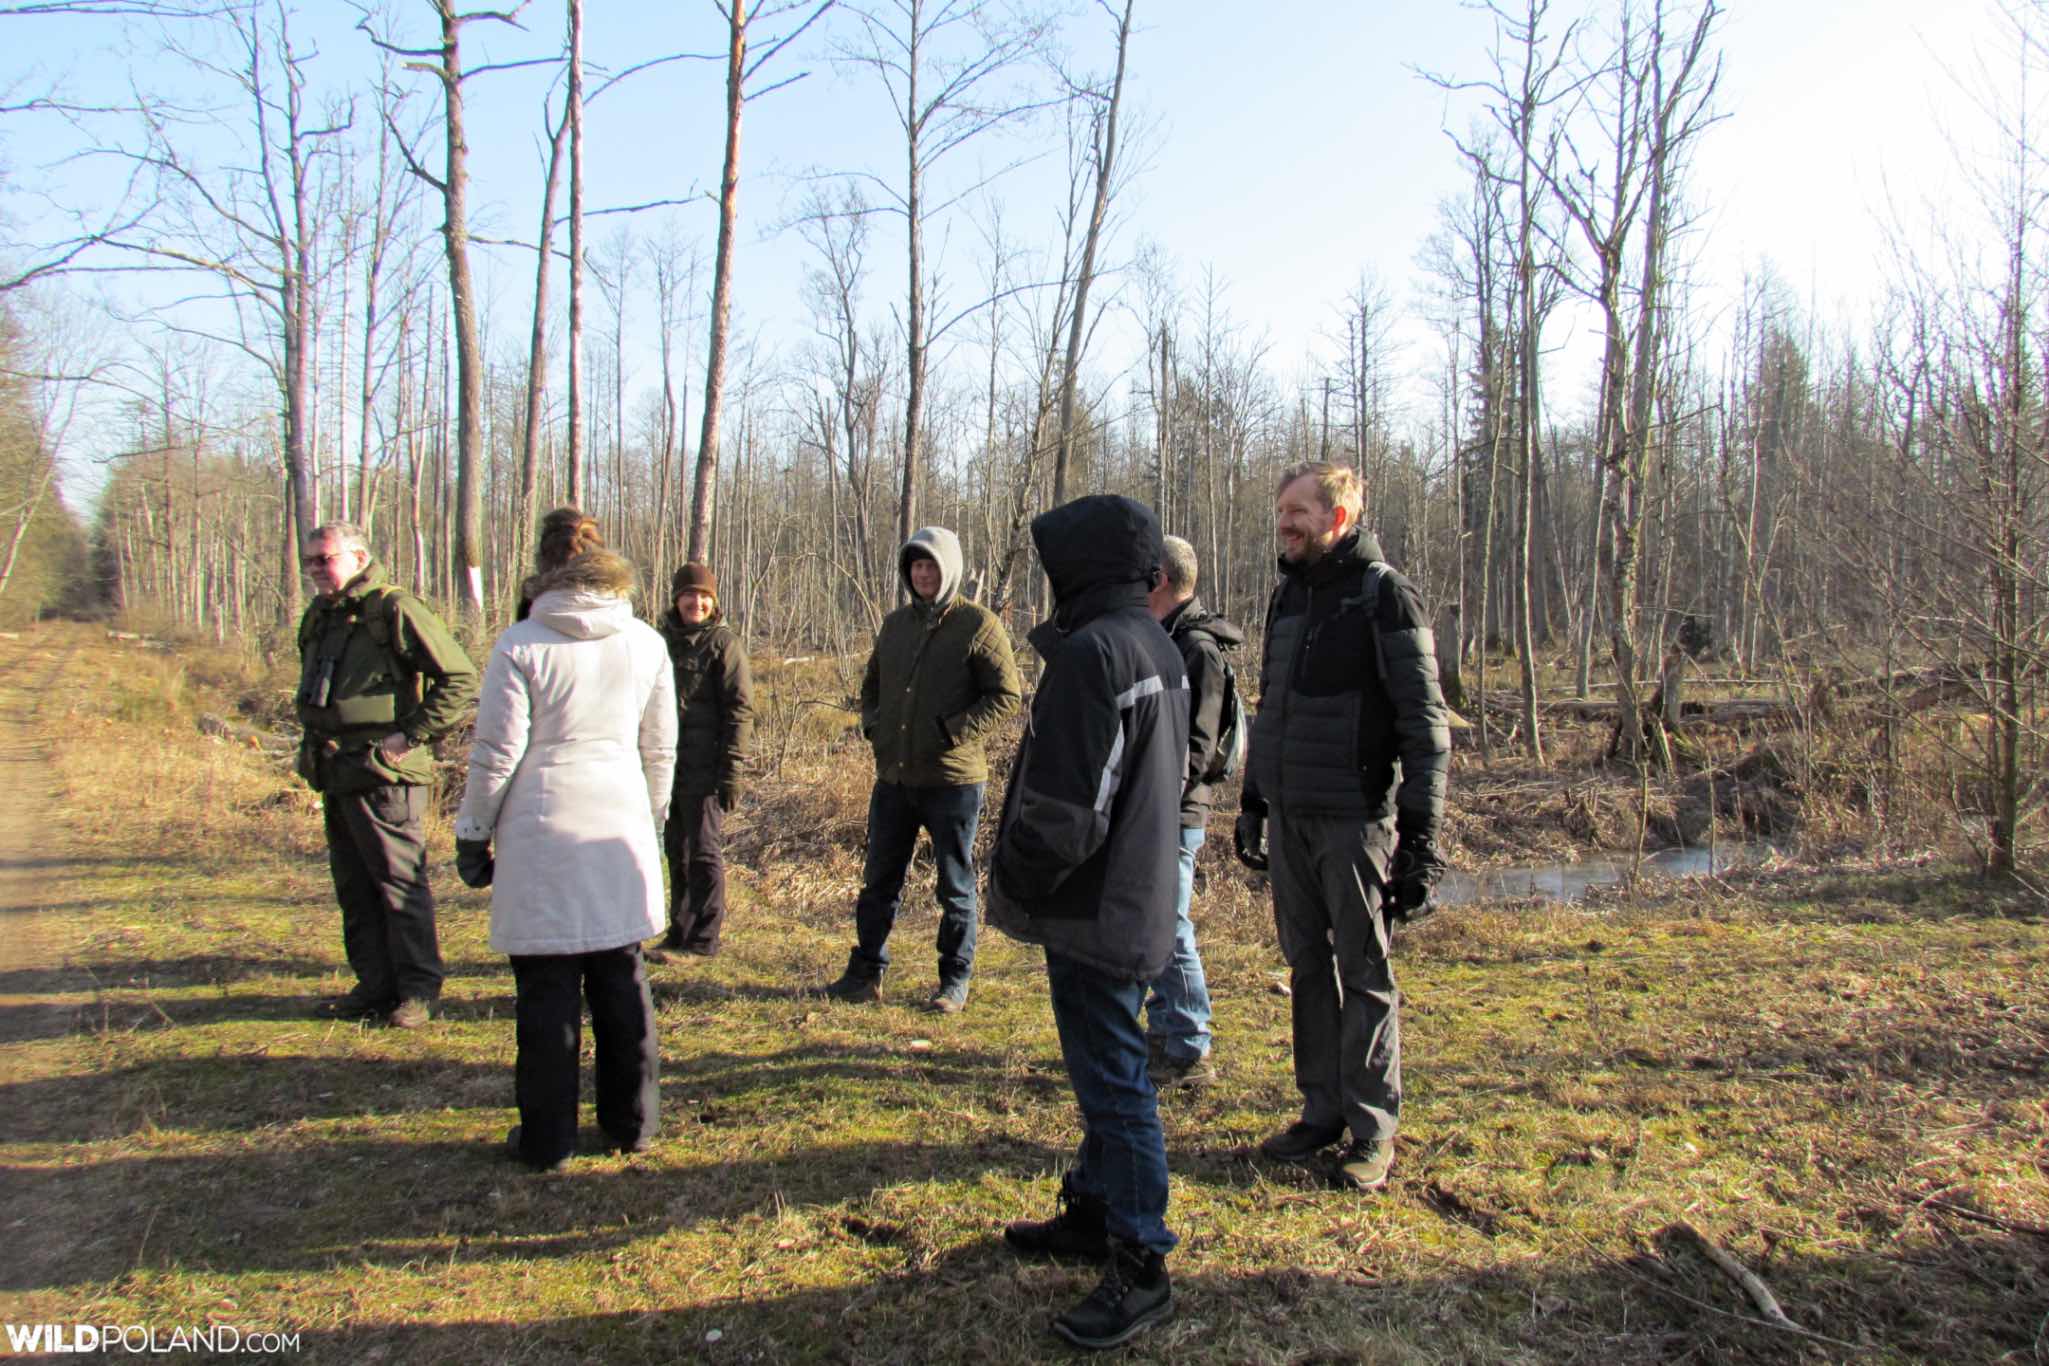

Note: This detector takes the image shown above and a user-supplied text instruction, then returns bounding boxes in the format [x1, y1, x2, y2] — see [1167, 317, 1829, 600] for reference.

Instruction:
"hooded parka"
[860, 526, 1022, 787]
[986, 496, 1190, 982]
[453, 553, 678, 956]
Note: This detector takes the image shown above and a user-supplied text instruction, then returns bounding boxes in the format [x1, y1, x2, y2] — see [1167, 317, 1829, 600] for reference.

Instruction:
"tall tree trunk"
[566, 0, 587, 510]
[689, 0, 747, 562]
[898, 43, 925, 552]
[436, 2, 486, 620]
[1052, 0, 1134, 506]
[519, 100, 570, 569]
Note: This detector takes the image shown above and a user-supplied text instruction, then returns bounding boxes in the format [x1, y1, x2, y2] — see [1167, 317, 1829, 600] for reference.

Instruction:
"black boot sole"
[1053, 1293, 1173, 1350]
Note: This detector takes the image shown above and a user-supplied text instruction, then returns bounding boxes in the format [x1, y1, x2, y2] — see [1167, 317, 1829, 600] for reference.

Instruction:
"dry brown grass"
[3, 624, 2045, 1364]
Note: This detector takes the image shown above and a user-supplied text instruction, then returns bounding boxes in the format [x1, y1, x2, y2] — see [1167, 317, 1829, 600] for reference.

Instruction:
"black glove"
[718, 781, 740, 812]
[455, 837, 494, 889]
[1386, 816, 1446, 922]
[1233, 809, 1269, 871]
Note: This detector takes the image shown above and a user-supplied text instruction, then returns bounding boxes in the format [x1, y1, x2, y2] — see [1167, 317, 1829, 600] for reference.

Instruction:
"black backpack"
[1196, 633, 1248, 785]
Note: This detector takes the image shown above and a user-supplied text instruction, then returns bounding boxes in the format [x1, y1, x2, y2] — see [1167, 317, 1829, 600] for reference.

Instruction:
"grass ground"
[0, 622, 2044, 1363]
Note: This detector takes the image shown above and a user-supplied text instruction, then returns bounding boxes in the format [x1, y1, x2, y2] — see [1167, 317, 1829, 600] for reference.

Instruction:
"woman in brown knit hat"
[648, 561, 753, 960]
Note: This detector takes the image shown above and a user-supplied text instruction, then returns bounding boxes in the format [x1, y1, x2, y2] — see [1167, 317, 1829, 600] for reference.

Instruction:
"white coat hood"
[453, 550, 679, 956]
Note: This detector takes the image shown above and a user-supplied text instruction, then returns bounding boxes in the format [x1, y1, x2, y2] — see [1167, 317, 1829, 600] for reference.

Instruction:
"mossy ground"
[0, 624, 2043, 1363]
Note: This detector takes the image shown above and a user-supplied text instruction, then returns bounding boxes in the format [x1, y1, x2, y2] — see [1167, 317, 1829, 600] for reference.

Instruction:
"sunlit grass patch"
[1, 624, 2045, 1363]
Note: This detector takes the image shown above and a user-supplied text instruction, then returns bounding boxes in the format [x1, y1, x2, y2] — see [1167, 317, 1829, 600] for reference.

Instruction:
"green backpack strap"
[359, 585, 425, 707]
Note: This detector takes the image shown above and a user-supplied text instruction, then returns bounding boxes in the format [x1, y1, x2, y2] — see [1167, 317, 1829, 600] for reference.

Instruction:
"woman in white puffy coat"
[454, 546, 677, 1170]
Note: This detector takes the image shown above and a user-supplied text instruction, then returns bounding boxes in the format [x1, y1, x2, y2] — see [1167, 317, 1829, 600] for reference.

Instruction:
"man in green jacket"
[818, 526, 1021, 1012]
[296, 523, 478, 1028]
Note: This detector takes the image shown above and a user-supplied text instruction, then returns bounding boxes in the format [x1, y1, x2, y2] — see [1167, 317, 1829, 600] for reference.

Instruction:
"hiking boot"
[644, 930, 688, 964]
[1258, 1119, 1344, 1164]
[927, 980, 970, 1014]
[387, 998, 434, 1029]
[321, 989, 391, 1021]
[1333, 1137, 1394, 1191]
[1004, 1180, 1110, 1261]
[814, 951, 883, 1004]
[1147, 1042, 1216, 1091]
[504, 1125, 567, 1174]
[1051, 1238, 1173, 1350]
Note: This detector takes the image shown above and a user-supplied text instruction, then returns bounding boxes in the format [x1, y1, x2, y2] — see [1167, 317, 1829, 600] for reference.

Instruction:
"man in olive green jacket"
[296, 523, 478, 1028]
[818, 526, 1021, 1012]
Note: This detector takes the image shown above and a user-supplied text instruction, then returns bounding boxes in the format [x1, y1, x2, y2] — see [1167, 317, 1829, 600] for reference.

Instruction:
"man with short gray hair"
[1141, 534, 1245, 1089]
[296, 523, 477, 1028]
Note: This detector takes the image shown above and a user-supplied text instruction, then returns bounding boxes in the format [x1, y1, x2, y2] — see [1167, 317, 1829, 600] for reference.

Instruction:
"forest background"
[0, 0, 2043, 878]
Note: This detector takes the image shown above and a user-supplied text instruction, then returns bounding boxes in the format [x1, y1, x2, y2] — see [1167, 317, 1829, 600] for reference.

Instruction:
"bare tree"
[516, 66, 571, 566]
[836, 0, 1050, 551]
[92, 2, 353, 624]
[1427, 0, 1578, 763]
[362, 0, 551, 621]
[687, 0, 835, 562]
[564, 0, 585, 505]
[1050, 0, 1135, 506]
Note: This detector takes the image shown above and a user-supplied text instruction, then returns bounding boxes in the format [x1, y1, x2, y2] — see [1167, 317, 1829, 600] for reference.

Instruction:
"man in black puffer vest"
[1234, 463, 1450, 1193]
[988, 495, 1188, 1351]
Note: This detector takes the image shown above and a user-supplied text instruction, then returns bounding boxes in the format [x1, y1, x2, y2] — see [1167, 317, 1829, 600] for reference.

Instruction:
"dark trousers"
[323, 786, 444, 1005]
[852, 780, 983, 985]
[509, 944, 660, 1165]
[1269, 809, 1401, 1145]
[1046, 951, 1175, 1255]
[663, 792, 727, 951]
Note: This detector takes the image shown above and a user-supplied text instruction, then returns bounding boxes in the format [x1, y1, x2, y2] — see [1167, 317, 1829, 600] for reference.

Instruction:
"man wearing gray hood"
[817, 526, 1022, 1012]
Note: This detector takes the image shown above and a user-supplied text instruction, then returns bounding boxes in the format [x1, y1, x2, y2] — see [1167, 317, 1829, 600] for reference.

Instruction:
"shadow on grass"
[0, 895, 290, 918]
[0, 1053, 514, 1140]
[0, 989, 455, 1041]
[0, 1037, 1064, 1142]
[0, 954, 338, 995]
[650, 975, 820, 1007]
[0, 1136, 1074, 1289]
[267, 1224, 2048, 1364]
[665, 1042, 1070, 1106]
[0, 853, 254, 874]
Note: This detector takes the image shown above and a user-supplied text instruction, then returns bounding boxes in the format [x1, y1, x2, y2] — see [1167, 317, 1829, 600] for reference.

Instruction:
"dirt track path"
[0, 629, 82, 1059]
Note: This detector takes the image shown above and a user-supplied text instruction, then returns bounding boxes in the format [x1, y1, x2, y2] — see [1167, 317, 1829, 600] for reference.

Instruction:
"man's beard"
[1280, 535, 1324, 566]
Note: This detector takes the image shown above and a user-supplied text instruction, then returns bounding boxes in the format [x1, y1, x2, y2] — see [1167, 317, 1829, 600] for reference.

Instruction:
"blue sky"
[2, 0, 2019, 461]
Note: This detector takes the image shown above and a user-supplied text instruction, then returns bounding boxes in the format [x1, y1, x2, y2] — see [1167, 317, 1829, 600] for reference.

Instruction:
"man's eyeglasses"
[302, 552, 352, 569]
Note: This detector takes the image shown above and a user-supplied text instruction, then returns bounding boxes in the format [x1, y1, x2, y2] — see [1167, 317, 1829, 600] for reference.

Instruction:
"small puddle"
[1438, 843, 1776, 906]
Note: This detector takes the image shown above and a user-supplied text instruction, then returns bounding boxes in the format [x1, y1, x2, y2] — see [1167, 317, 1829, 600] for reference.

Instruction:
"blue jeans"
[1145, 825, 1212, 1062]
[1045, 951, 1176, 1255]
[853, 780, 983, 984]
